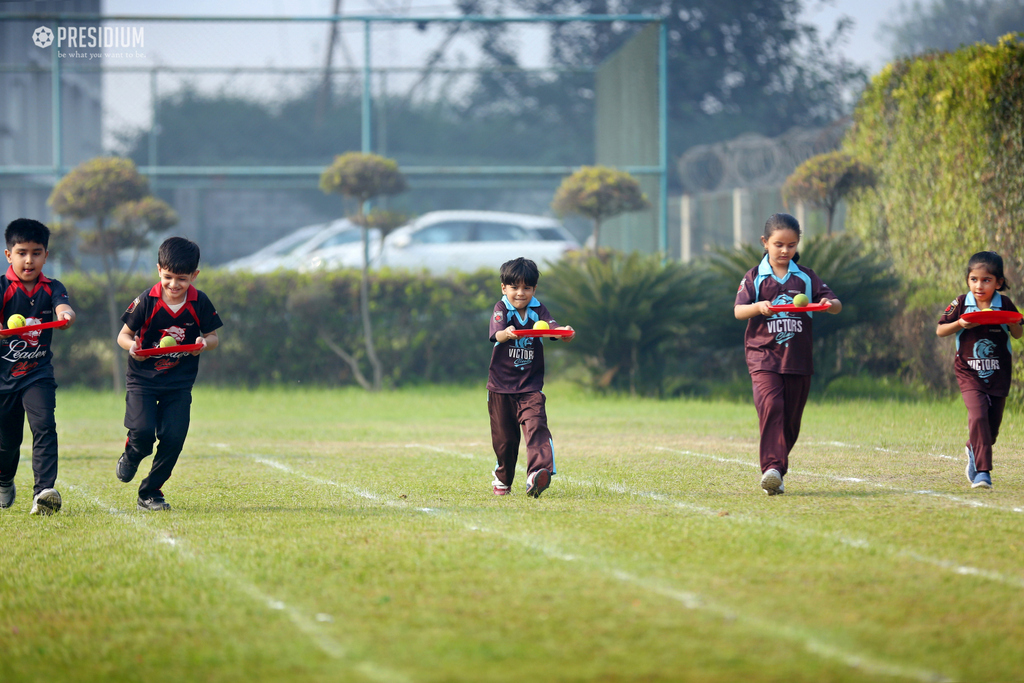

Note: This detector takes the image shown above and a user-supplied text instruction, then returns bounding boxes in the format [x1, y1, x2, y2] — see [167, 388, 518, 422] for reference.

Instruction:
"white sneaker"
[0, 480, 14, 508]
[30, 488, 62, 515]
[965, 446, 977, 484]
[761, 469, 784, 495]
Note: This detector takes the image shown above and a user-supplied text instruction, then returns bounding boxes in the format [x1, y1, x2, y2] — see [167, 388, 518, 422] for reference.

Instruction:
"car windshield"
[319, 230, 361, 247]
[410, 221, 473, 244]
[474, 222, 528, 241]
[531, 227, 567, 241]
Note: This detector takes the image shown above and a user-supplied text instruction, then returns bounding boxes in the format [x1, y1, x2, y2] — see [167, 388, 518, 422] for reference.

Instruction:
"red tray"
[135, 342, 204, 357]
[0, 319, 68, 336]
[962, 310, 1022, 325]
[511, 329, 574, 338]
[767, 302, 830, 313]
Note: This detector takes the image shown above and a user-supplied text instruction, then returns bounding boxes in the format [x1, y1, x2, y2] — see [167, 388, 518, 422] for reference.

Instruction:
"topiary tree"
[782, 152, 875, 235]
[551, 166, 649, 254]
[319, 152, 408, 391]
[49, 157, 176, 391]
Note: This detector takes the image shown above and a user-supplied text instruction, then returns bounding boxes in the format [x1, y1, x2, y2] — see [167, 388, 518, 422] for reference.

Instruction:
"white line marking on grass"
[249, 454, 952, 683]
[655, 446, 1024, 514]
[64, 483, 409, 683]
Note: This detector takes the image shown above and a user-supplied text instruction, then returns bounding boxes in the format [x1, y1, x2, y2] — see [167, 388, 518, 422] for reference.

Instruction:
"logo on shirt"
[969, 339, 999, 381]
[126, 297, 140, 314]
[945, 299, 958, 314]
[493, 310, 503, 323]
[508, 336, 535, 369]
[159, 326, 187, 345]
[9, 317, 43, 348]
[766, 295, 802, 347]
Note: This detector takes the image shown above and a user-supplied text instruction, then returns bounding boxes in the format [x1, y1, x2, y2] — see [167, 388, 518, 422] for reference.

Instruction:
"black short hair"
[966, 251, 1009, 290]
[500, 257, 539, 287]
[158, 237, 201, 274]
[5, 218, 50, 250]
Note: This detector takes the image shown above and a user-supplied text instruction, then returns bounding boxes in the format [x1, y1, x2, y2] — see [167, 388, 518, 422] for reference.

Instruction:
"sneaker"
[0, 480, 14, 508]
[526, 468, 551, 498]
[965, 446, 977, 484]
[760, 469, 784, 496]
[493, 484, 511, 496]
[29, 488, 62, 515]
[116, 452, 139, 483]
[971, 471, 992, 490]
[138, 491, 171, 511]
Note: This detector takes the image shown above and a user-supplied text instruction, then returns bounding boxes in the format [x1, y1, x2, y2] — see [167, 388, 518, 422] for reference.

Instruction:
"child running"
[116, 237, 222, 511]
[487, 257, 574, 497]
[734, 213, 842, 495]
[0, 219, 76, 515]
[936, 251, 1022, 489]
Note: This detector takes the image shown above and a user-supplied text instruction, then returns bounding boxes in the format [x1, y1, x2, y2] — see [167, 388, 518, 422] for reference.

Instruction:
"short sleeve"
[536, 303, 557, 328]
[938, 297, 962, 325]
[811, 271, 837, 303]
[489, 303, 506, 342]
[734, 272, 756, 306]
[1003, 296, 1019, 314]
[121, 293, 147, 330]
[49, 281, 70, 309]
[197, 293, 224, 334]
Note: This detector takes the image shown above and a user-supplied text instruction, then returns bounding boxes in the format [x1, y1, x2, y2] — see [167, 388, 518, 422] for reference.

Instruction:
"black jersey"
[0, 266, 70, 392]
[122, 283, 223, 391]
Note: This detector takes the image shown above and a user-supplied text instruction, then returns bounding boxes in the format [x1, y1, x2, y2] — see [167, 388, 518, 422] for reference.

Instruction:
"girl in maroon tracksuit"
[936, 251, 1022, 490]
[734, 214, 842, 495]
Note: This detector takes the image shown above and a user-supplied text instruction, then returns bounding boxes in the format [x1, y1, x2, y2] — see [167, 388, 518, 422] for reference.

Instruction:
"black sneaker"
[116, 453, 139, 483]
[138, 491, 171, 511]
[526, 468, 551, 498]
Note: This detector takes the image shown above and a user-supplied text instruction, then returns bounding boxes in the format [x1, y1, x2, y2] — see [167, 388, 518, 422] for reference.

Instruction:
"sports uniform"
[735, 255, 836, 478]
[487, 295, 557, 493]
[938, 292, 1018, 473]
[0, 266, 70, 497]
[120, 283, 222, 500]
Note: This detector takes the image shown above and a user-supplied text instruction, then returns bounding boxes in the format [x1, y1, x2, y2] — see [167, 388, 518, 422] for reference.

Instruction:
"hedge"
[49, 269, 499, 389]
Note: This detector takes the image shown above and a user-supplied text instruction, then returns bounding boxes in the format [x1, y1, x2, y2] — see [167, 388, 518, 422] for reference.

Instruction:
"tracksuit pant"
[751, 371, 811, 477]
[962, 388, 1005, 473]
[0, 379, 58, 496]
[488, 391, 555, 487]
[123, 388, 192, 498]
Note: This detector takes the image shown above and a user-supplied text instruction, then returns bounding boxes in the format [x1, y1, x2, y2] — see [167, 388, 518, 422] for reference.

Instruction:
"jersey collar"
[5, 265, 51, 294]
[965, 291, 1003, 310]
[501, 295, 540, 326]
[148, 282, 199, 303]
[757, 253, 800, 283]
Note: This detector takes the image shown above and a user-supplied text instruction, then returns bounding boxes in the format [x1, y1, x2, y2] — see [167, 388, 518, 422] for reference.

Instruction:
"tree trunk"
[591, 217, 602, 255]
[826, 207, 834, 236]
[359, 223, 383, 391]
[97, 217, 124, 393]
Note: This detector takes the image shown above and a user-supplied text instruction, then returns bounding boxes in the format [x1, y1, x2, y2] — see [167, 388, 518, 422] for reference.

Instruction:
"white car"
[380, 211, 580, 274]
[301, 224, 383, 272]
[221, 219, 358, 273]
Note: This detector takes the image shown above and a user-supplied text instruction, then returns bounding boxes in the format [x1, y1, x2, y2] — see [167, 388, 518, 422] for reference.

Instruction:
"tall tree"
[457, 0, 868, 154]
[879, 0, 1024, 58]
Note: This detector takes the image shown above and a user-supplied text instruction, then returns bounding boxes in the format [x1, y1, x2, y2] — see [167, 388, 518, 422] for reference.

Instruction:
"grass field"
[1, 384, 1022, 683]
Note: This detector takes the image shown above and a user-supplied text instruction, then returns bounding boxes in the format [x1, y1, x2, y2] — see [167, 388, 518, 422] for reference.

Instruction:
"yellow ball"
[159, 336, 176, 348]
[7, 314, 26, 329]
[533, 320, 550, 330]
[982, 308, 993, 312]
[792, 294, 809, 307]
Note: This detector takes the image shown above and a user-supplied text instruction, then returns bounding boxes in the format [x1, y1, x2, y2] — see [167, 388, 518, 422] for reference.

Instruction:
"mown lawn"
[1, 384, 1020, 682]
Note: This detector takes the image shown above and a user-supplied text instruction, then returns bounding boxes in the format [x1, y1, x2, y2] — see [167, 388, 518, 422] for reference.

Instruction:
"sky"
[93, 0, 897, 147]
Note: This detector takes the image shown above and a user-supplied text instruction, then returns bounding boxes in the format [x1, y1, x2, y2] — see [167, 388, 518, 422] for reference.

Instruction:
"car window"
[474, 222, 529, 242]
[531, 227, 567, 241]
[410, 221, 473, 244]
[319, 230, 361, 248]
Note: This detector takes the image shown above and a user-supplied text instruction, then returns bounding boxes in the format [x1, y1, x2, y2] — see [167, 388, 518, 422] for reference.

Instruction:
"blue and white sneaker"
[0, 480, 14, 508]
[965, 446, 977, 485]
[971, 471, 992, 490]
[760, 469, 784, 495]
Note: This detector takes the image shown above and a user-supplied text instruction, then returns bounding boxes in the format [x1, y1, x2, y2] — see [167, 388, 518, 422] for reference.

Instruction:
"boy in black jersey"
[115, 237, 222, 511]
[0, 219, 76, 516]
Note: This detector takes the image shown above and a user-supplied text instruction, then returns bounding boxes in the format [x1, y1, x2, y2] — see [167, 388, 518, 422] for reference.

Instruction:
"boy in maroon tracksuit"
[936, 251, 1022, 490]
[734, 214, 841, 495]
[487, 257, 574, 498]
[115, 237, 222, 511]
[0, 219, 76, 515]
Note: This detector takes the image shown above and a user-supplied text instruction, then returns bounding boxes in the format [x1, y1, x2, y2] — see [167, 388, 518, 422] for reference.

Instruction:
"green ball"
[792, 293, 809, 307]
[6, 314, 25, 328]
[159, 336, 176, 348]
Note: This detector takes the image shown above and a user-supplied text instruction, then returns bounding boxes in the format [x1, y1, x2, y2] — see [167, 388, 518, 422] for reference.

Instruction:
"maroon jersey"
[0, 266, 70, 392]
[487, 295, 557, 394]
[938, 292, 1017, 396]
[122, 283, 223, 391]
[734, 256, 836, 376]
